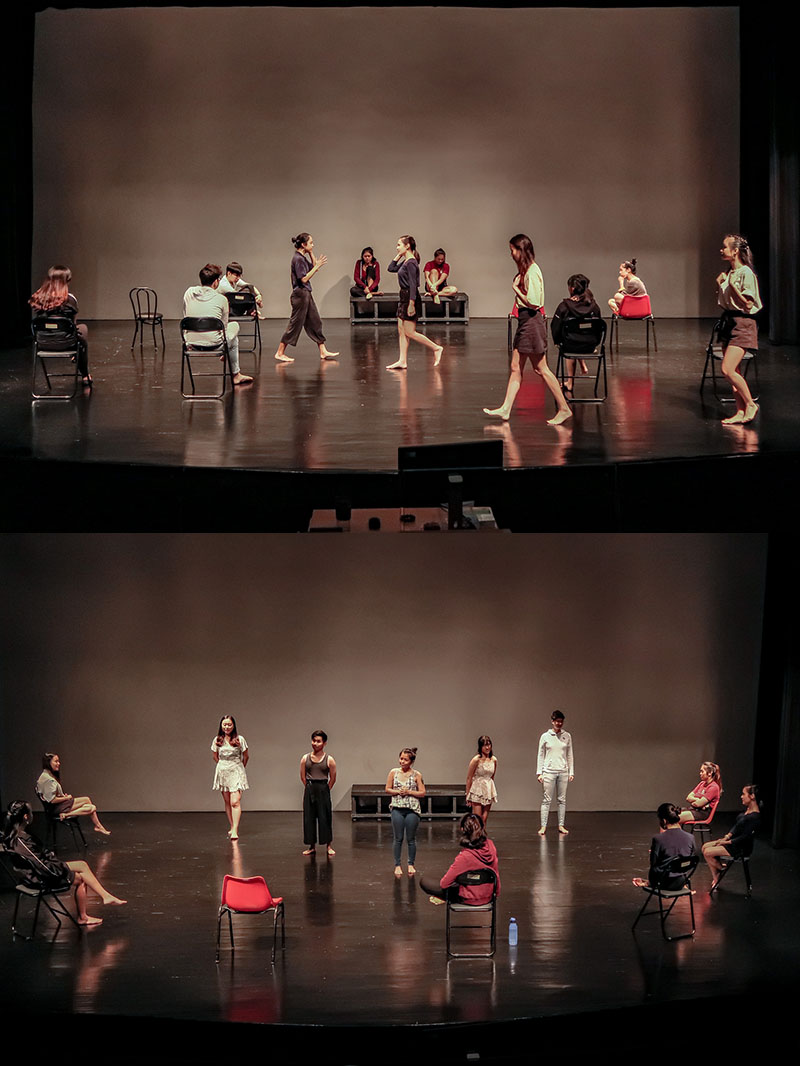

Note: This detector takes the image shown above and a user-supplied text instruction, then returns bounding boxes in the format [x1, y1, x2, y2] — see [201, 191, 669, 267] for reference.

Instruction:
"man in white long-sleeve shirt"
[537, 710, 574, 836]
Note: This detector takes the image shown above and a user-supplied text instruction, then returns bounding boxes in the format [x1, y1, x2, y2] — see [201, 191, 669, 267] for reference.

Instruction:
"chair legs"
[632, 887, 695, 941]
[711, 856, 752, 897]
[446, 903, 497, 958]
[610, 315, 657, 353]
[216, 903, 285, 964]
[13, 885, 81, 940]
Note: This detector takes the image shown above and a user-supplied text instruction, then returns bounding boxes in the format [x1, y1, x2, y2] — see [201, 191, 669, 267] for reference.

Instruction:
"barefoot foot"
[722, 410, 745, 425]
[483, 406, 510, 421]
[742, 401, 759, 424]
[303, 847, 315, 856]
[78, 915, 103, 926]
[407, 865, 416, 877]
[547, 409, 573, 426]
[94, 826, 111, 836]
[274, 353, 294, 363]
[102, 895, 127, 906]
[233, 372, 254, 385]
[538, 827, 546, 836]
[433, 346, 443, 367]
[386, 361, 407, 370]
[327, 846, 336, 856]
[320, 350, 339, 360]
[394, 866, 403, 878]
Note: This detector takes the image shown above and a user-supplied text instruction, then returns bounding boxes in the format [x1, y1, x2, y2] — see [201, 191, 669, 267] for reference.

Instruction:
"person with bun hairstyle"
[483, 234, 572, 425]
[3, 801, 126, 926]
[36, 752, 111, 835]
[465, 735, 498, 826]
[679, 761, 722, 824]
[211, 716, 249, 840]
[272, 233, 339, 363]
[550, 273, 603, 392]
[716, 233, 762, 424]
[385, 235, 444, 370]
[29, 265, 91, 387]
[350, 247, 382, 300]
[607, 258, 647, 313]
[300, 730, 337, 857]
[420, 812, 501, 905]
[632, 802, 696, 890]
[702, 783, 762, 890]
[385, 747, 426, 877]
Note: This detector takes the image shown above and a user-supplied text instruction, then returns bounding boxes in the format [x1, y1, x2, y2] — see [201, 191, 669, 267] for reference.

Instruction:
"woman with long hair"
[272, 233, 339, 363]
[679, 761, 722, 824]
[607, 257, 647, 313]
[29, 265, 91, 386]
[385, 235, 444, 370]
[351, 247, 382, 300]
[702, 784, 762, 890]
[716, 234, 762, 424]
[550, 273, 603, 391]
[211, 716, 249, 840]
[3, 801, 126, 925]
[465, 735, 498, 826]
[420, 812, 500, 906]
[483, 234, 571, 424]
[36, 752, 111, 835]
[385, 746, 426, 877]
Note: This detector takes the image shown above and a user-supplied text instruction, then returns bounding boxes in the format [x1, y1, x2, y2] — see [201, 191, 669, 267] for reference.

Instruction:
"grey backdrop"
[0, 534, 766, 812]
[31, 6, 739, 319]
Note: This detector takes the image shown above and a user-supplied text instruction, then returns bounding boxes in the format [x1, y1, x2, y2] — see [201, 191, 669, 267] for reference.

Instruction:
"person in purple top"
[385, 235, 444, 371]
[272, 233, 339, 363]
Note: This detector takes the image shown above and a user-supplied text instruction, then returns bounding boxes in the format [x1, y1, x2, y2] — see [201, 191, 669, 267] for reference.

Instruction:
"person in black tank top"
[300, 730, 337, 855]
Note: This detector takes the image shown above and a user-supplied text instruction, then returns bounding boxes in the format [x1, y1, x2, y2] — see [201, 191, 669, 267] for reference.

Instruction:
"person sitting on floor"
[420, 812, 500, 905]
[183, 263, 253, 385]
[218, 261, 265, 319]
[424, 248, 458, 305]
[632, 802, 696, 890]
[350, 247, 382, 300]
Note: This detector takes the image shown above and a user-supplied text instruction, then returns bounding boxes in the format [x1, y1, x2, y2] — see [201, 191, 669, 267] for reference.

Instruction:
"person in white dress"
[211, 715, 249, 840]
[465, 735, 498, 826]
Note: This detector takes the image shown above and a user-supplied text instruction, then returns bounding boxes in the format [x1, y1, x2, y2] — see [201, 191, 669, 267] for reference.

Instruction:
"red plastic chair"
[216, 874, 285, 964]
[609, 293, 658, 352]
[683, 795, 720, 843]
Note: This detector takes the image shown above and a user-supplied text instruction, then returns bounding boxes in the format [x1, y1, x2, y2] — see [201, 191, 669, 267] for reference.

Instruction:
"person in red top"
[420, 813, 500, 906]
[679, 761, 722, 824]
[350, 247, 382, 299]
[424, 248, 458, 304]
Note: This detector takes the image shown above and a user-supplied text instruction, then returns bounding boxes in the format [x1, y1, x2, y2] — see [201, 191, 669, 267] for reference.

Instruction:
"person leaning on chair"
[632, 802, 696, 890]
[218, 261, 265, 318]
[182, 263, 253, 385]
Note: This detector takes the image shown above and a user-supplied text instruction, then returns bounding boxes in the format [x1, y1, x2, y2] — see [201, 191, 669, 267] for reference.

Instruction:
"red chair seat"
[615, 293, 653, 319]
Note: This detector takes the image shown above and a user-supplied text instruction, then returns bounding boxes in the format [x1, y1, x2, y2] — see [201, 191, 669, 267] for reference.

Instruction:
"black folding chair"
[555, 317, 608, 402]
[31, 315, 83, 399]
[632, 853, 698, 941]
[35, 787, 87, 852]
[2, 848, 80, 941]
[446, 868, 498, 958]
[180, 317, 235, 399]
[225, 290, 261, 356]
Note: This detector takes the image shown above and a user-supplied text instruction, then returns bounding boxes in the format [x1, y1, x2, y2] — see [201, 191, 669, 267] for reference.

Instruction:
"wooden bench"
[351, 783, 468, 820]
[349, 292, 470, 325]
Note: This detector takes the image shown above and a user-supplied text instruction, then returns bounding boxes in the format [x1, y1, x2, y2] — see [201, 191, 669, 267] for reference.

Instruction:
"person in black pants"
[273, 233, 339, 363]
[30, 265, 91, 386]
[385, 235, 443, 370]
[300, 730, 337, 856]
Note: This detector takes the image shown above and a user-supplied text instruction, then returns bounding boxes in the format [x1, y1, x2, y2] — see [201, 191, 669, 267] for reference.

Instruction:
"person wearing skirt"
[385, 235, 443, 370]
[716, 234, 762, 425]
[483, 233, 571, 425]
[465, 735, 498, 826]
[211, 715, 249, 840]
[273, 233, 339, 363]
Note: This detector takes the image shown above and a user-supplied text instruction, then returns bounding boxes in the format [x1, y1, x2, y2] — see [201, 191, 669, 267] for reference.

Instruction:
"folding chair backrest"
[32, 315, 79, 351]
[226, 291, 256, 316]
[560, 316, 606, 353]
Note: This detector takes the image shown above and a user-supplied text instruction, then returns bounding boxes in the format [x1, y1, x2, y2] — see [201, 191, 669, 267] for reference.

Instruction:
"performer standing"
[537, 710, 574, 835]
[385, 236, 444, 370]
[300, 730, 337, 856]
[465, 735, 498, 826]
[211, 716, 249, 840]
[716, 234, 761, 425]
[272, 233, 339, 363]
[483, 234, 571, 425]
[385, 747, 426, 877]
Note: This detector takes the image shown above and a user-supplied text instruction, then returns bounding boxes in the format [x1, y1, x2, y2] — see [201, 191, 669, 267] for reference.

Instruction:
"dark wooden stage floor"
[2, 319, 798, 530]
[2, 811, 797, 1063]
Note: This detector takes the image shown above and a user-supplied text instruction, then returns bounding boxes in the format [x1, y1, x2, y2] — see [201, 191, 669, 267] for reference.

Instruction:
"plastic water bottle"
[508, 916, 518, 946]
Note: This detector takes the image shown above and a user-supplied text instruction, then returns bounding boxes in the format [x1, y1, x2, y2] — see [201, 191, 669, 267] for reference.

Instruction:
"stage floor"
[3, 319, 799, 473]
[2, 810, 797, 1057]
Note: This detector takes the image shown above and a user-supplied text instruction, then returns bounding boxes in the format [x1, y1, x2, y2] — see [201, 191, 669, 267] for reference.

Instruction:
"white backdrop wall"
[31, 7, 739, 319]
[0, 534, 765, 812]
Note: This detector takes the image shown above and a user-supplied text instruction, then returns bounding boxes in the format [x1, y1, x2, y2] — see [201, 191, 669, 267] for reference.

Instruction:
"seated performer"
[218, 261, 265, 318]
[37, 752, 111, 835]
[679, 761, 721, 824]
[29, 264, 91, 387]
[183, 263, 253, 385]
[702, 784, 761, 890]
[550, 273, 603, 390]
[632, 802, 696, 890]
[608, 258, 647, 313]
[420, 813, 500, 905]
[350, 247, 382, 299]
[424, 248, 458, 304]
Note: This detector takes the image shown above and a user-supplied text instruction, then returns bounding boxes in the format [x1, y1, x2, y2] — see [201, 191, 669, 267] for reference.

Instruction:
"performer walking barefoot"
[300, 730, 337, 856]
[386, 236, 443, 370]
[273, 233, 339, 363]
[716, 234, 762, 425]
[465, 735, 498, 826]
[211, 716, 249, 840]
[483, 234, 571, 425]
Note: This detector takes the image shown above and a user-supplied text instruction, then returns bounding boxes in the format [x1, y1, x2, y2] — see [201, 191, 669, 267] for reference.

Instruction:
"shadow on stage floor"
[2, 319, 799, 529]
[2, 811, 797, 1063]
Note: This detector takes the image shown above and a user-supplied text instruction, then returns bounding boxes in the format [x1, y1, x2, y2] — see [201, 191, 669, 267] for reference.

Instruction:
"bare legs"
[65, 860, 127, 924]
[387, 319, 443, 370]
[702, 841, 732, 889]
[720, 344, 758, 424]
[484, 350, 572, 425]
[222, 790, 242, 840]
[63, 796, 110, 835]
[471, 802, 492, 827]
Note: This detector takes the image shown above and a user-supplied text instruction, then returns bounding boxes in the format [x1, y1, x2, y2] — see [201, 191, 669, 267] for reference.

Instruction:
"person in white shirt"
[715, 234, 762, 425]
[537, 710, 574, 835]
[218, 261, 265, 318]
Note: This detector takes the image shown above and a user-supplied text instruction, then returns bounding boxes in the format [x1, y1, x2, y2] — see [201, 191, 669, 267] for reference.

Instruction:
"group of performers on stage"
[29, 232, 762, 425]
[0, 717, 762, 926]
